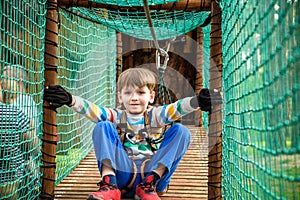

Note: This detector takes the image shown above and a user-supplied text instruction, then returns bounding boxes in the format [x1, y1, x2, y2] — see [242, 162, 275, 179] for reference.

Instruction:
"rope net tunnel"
[0, 0, 299, 199]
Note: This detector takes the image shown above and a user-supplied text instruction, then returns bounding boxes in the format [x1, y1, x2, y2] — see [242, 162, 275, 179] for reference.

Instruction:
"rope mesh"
[0, 1, 46, 199]
[55, 8, 117, 185]
[220, 0, 300, 199]
[0, 0, 299, 199]
[90, 0, 179, 6]
[202, 25, 211, 131]
[67, 7, 211, 40]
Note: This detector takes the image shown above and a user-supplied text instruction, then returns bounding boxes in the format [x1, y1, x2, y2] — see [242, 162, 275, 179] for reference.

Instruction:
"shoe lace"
[140, 182, 156, 193]
[96, 181, 117, 192]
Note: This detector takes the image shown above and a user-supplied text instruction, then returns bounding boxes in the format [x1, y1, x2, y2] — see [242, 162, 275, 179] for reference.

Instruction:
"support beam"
[57, 0, 211, 11]
[208, 0, 223, 199]
[41, 0, 59, 199]
[195, 27, 204, 126]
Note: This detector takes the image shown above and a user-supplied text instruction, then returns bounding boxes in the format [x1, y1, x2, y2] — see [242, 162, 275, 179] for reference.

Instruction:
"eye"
[124, 91, 131, 95]
[138, 91, 146, 94]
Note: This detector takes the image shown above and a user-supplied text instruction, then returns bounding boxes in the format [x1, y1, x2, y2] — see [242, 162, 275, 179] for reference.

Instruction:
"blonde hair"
[2, 64, 29, 90]
[117, 68, 157, 92]
[1, 65, 29, 103]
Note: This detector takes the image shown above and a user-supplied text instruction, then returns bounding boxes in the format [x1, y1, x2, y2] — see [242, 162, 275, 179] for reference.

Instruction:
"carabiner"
[156, 48, 169, 71]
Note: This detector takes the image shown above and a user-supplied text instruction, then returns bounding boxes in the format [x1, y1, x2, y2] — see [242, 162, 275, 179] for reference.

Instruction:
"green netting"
[0, 1, 46, 199]
[67, 7, 210, 40]
[90, 0, 179, 6]
[2, 0, 300, 199]
[202, 25, 211, 131]
[0, 1, 117, 198]
[55, 8, 117, 185]
[220, 0, 300, 199]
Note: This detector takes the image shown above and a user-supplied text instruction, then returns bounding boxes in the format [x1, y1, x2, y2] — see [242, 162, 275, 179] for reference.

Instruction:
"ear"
[117, 91, 122, 104]
[149, 90, 155, 104]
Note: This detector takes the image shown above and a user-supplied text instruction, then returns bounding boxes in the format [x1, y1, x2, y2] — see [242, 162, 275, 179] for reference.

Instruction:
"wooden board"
[54, 126, 208, 200]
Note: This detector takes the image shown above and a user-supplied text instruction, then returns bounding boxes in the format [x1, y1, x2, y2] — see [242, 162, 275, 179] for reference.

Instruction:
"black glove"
[197, 88, 222, 112]
[44, 85, 73, 109]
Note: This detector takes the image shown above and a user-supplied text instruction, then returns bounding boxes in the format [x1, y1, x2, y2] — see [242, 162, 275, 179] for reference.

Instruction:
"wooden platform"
[54, 126, 208, 200]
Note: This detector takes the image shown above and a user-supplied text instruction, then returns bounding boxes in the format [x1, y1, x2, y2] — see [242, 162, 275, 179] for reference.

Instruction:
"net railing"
[1, 0, 299, 199]
[0, 1, 46, 199]
[220, 0, 300, 199]
[54, 8, 117, 185]
[0, 2, 116, 199]
[202, 25, 211, 131]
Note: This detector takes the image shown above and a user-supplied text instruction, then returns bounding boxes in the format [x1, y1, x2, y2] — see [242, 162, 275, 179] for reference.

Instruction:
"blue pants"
[92, 121, 191, 197]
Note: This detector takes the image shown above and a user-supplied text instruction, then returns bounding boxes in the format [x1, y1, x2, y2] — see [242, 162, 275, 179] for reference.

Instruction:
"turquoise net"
[0, 1, 46, 199]
[202, 25, 211, 131]
[89, 0, 179, 6]
[220, 0, 300, 199]
[1, 0, 300, 199]
[66, 7, 211, 40]
[55, 8, 117, 185]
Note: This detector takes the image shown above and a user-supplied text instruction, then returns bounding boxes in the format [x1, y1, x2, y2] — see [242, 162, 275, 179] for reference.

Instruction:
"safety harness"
[115, 1, 173, 194]
[116, 110, 166, 194]
[117, 110, 164, 150]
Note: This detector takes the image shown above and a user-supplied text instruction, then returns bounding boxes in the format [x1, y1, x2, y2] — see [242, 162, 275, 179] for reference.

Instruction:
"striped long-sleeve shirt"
[71, 95, 199, 160]
[0, 105, 30, 182]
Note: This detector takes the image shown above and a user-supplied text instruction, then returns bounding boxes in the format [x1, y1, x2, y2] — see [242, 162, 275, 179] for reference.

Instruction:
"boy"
[44, 67, 222, 200]
[0, 101, 30, 199]
[2, 65, 41, 187]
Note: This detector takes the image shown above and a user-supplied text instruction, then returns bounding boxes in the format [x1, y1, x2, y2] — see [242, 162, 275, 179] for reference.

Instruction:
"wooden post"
[208, 1, 223, 200]
[41, 0, 58, 199]
[195, 27, 204, 126]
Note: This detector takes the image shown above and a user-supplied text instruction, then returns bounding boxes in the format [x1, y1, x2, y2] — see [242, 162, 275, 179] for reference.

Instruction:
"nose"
[130, 92, 138, 101]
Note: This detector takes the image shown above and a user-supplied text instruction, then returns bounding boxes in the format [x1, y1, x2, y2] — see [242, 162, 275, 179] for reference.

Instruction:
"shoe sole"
[86, 195, 104, 200]
[134, 193, 161, 200]
[87, 195, 117, 200]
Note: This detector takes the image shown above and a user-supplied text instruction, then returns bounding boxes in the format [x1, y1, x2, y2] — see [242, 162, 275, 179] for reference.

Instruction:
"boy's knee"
[172, 123, 188, 130]
[168, 123, 191, 141]
[95, 121, 114, 128]
[173, 123, 190, 134]
[93, 121, 116, 139]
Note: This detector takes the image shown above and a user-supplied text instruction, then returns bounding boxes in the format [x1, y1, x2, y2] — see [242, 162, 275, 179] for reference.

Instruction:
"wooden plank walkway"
[54, 125, 208, 200]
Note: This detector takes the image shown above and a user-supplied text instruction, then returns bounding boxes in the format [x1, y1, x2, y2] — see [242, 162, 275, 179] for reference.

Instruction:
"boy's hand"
[197, 88, 223, 112]
[44, 85, 73, 109]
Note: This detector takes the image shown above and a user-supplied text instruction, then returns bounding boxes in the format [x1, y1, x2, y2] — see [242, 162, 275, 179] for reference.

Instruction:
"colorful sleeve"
[70, 95, 118, 123]
[151, 96, 198, 127]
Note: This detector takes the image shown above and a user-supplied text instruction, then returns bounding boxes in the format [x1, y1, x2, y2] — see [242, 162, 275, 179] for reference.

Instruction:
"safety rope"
[142, 0, 174, 145]
[142, 0, 173, 105]
[142, 0, 162, 54]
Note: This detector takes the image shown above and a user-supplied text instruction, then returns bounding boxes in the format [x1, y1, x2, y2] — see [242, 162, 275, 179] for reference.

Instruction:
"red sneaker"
[134, 175, 161, 200]
[87, 176, 121, 200]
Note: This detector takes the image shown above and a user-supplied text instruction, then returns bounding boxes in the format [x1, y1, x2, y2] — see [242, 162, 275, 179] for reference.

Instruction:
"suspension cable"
[142, 0, 173, 105]
[142, 0, 161, 54]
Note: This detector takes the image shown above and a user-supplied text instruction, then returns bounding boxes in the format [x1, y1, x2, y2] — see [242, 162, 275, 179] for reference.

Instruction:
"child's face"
[118, 85, 155, 115]
[2, 70, 22, 92]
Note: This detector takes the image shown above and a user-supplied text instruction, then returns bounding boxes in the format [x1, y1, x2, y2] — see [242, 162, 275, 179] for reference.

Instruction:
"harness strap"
[121, 161, 138, 195]
[117, 110, 152, 143]
[140, 159, 151, 180]
[143, 110, 151, 133]
[120, 158, 150, 194]
[115, 111, 168, 195]
[140, 158, 169, 196]
[117, 110, 127, 144]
